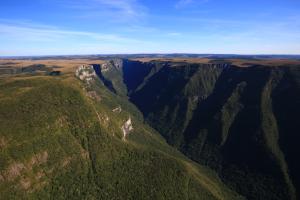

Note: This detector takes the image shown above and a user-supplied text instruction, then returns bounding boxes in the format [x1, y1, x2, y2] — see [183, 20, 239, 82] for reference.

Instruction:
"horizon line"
[1, 53, 300, 59]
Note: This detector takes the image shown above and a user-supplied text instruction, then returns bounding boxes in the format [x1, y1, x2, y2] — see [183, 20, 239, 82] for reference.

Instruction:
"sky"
[0, 0, 300, 56]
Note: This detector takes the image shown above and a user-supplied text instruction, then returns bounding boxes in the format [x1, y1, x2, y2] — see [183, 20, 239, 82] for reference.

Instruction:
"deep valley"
[0, 56, 299, 200]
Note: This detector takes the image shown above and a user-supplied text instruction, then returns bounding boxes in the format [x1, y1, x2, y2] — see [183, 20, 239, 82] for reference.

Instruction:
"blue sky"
[0, 0, 300, 56]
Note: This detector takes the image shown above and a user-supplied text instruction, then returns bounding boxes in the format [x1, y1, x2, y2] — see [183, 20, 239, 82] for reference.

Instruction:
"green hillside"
[0, 68, 242, 199]
[96, 59, 300, 200]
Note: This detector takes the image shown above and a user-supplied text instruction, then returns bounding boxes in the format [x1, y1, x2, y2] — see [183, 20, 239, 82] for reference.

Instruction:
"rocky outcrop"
[75, 65, 96, 85]
[111, 58, 124, 69]
[112, 106, 122, 113]
[99, 59, 123, 73]
[121, 117, 133, 140]
[94, 59, 156, 96]
[100, 62, 110, 72]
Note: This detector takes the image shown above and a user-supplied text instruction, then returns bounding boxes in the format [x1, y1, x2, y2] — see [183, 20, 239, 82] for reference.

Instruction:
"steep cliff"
[95, 59, 300, 200]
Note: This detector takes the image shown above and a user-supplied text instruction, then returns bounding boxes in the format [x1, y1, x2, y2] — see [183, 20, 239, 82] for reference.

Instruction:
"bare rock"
[121, 117, 133, 141]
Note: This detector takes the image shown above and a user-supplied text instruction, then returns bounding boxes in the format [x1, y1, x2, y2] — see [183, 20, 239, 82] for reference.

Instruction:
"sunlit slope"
[0, 73, 242, 200]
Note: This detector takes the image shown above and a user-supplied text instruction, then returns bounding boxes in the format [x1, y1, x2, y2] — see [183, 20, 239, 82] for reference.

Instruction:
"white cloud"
[0, 20, 160, 56]
[59, 0, 147, 23]
[0, 21, 141, 43]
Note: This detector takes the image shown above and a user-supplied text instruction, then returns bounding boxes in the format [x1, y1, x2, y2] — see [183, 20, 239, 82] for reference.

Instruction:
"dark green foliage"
[21, 64, 52, 73]
[272, 67, 300, 198]
[96, 59, 300, 200]
[48, 71, 61, 76]
[0, 74, 241, 200]
[0, 64, 59, 77]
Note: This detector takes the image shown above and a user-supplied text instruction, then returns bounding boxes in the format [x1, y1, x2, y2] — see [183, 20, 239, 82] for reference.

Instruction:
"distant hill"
[1, 54, 300, 60]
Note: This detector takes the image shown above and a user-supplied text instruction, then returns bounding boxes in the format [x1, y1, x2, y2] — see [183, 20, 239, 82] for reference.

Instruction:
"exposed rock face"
[99, 59, 123, 73]
[121, 117, 133, 140]
[100, 62, 110, 72]
[75, 65, 96, 85]
[94, 59, 156, 96]
[76, 65, 102, 102]
[112, 106, 122, 113]
[111, 59, 124, 69]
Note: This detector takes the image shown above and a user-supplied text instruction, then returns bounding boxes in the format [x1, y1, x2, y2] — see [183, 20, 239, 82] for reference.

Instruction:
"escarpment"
[0, 63, 243, 200]
[94, 59, 300, 200]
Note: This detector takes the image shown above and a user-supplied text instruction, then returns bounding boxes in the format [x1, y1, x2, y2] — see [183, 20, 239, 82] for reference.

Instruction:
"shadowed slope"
[95, 59, 300, 200]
